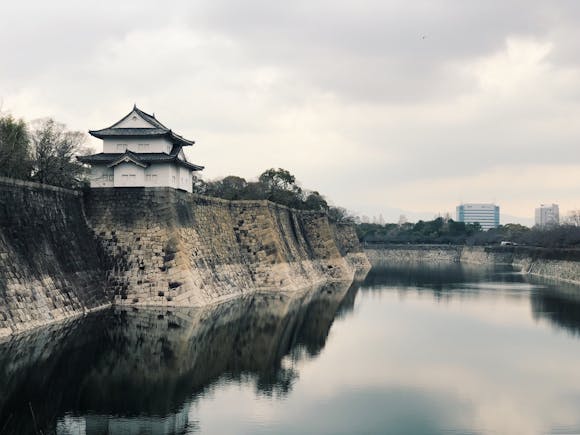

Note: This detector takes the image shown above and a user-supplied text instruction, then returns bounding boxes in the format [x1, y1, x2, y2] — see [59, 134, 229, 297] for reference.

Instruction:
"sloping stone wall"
[0, 177, 109, 338]
[0, 181, 368, 338]
[366, 245, 580, 285]
[365, 245, 461, 264]
[85, 188, 370, 307]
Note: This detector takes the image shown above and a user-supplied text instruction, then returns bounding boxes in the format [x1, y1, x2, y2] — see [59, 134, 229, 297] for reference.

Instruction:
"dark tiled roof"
[107, 150, 149, 168]
[133, 106, 167, 129]
[88, 127, 168, 137]
[78, 151, 204, 171]
[89, 106, 195, 147]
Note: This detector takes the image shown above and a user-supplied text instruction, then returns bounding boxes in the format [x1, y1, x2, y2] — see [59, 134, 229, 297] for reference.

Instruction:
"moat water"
[2, 264, 580, 434]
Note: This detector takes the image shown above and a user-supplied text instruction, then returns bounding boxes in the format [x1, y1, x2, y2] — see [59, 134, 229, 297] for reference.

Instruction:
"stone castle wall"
[0, 180, 368, 338]
[365, 245, 461, 264]
[85, 188, 369, 307]
[0, 177, 109, 338]
[366, 244, 580, 285]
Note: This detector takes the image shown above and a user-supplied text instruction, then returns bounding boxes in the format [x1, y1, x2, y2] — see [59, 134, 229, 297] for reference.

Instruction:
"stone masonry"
[0, 180, 369, 338]
[85, 188, 370, 307]
[0, 177, 109, 338]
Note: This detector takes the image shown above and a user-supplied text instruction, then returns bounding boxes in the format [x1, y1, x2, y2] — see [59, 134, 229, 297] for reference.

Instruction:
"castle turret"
[78, 106, 203, 192]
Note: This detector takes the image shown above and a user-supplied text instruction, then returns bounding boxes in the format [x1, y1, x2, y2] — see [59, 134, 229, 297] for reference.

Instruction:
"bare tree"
[565, 210, 580, 226]
[30, 118, 89, 188]
[0, 114, 31, 180]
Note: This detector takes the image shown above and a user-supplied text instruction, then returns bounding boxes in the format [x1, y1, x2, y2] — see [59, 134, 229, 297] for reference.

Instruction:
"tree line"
[358, 217, 580, 248]
[193, 168, 355, 222]
[0, 113, 87, 188]
[1, 111, 352, 221]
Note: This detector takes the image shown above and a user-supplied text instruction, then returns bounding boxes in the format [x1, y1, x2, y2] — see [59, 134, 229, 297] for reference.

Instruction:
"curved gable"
[112, 109, 158, 129]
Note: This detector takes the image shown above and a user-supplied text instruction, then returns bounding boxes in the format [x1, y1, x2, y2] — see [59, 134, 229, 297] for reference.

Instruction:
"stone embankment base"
[365, 245, 580, 285]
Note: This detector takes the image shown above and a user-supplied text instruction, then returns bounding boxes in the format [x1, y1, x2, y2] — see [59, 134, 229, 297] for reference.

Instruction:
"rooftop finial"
[133, 103, 137, 110]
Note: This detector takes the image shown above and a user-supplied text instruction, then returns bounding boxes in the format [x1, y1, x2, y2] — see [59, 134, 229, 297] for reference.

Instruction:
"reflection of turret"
[0, 313, 110, 435]
[0, 281, 353, 434]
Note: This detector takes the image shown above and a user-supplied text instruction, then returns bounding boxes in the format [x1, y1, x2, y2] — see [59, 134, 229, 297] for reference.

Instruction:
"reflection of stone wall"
[0, 312, 109, 434]
[0, 281, 359, 434]
[86, 188, 370, 306]
[529, 277, 580, 336]
[0, 177, 109, 339]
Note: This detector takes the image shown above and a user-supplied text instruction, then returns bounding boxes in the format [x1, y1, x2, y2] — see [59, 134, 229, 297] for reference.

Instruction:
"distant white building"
[78, 106, 203, 192]
[456, 203, 500, 230]
[535, 204, 559, 227]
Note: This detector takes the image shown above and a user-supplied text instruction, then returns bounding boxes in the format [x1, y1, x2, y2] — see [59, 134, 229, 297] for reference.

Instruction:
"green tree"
[304, 191, 329, 211]
[258, 168, 304, 208]
[328, 206, 356, 224]
[220, 176, 248, 200]
[192, 169, 338, 213]
[192, 175, 208, 194]
[30, 118, 88, 188]
[240, 181, 267, 200]
[0, 115, 32, 180]
[259, 168, 297, 191]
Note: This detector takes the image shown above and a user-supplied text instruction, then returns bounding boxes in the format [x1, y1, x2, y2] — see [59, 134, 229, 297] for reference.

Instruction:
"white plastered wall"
[113, 162, 146, 187]
[113, 111, 154, 128]
[177, 166, 193, 192]
[89, 164, 114, 188]
[102, 138, 173, 154]
[144, 164, 172, 187]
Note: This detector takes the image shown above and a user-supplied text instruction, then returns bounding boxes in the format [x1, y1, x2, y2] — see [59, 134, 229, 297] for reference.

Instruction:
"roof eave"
[177, 160, 204, 171]
[169, 131, 195, 146]
[107, 152, 149, 169]
[89, 129, 168, 139]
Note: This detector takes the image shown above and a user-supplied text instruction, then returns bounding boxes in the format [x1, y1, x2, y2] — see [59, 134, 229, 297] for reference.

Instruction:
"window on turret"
[138, 143, 150, 151]
[117, 144, 127, 152]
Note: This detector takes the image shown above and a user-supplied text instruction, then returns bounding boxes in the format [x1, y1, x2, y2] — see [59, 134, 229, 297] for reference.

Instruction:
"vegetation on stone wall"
[0, 113, 88, 188]
[193, 168, 356, 222]
[357, 217, 580, 248]
[357, 217, 482, 244]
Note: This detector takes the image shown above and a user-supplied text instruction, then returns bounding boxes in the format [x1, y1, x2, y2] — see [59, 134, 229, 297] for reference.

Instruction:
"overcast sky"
[2, 1, 580, 224]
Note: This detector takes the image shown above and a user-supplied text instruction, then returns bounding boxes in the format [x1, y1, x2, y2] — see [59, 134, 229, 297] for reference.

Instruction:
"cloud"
[2, 1, 580, 222]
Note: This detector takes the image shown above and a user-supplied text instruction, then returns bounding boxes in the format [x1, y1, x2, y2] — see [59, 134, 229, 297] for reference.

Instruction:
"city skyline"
[3, 1, 580, 221]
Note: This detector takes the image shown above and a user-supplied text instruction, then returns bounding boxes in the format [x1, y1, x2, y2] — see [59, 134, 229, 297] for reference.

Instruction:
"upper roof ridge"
[132, 106, 167, 129]
[89, 107, 195, 147]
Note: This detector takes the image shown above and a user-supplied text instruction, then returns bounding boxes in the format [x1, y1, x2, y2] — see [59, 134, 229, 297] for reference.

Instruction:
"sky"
[2, 1, 580, 224]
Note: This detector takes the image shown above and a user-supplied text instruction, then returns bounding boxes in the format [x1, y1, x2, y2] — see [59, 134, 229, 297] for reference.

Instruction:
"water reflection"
[3, 264, 580, 434]
[530, 278, 580, 337]
[0, 280, 359, 435]
[367, 263, 580, 337]
[364, 262, 522, 291]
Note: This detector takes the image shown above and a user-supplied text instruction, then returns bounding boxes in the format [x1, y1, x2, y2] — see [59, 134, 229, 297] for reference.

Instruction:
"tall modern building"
[535, 204, 559, 227]
[456, 203, 500, 230]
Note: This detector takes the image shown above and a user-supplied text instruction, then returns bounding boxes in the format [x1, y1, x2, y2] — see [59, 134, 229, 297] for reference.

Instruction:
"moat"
[2, 264, 580, 434]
